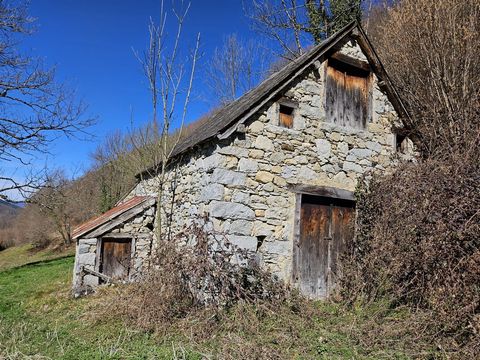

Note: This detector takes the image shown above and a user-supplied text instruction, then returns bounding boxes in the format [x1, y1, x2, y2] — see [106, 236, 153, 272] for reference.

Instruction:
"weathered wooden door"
[325, 56, 371, 129]
[293, 195, 354, 298]
[101, 238, 132, 280]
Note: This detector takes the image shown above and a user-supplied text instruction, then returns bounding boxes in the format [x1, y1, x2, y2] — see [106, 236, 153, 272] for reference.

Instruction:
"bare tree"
[92, 109, 217, 218]
[92, 1, 200, 250]
[369, 0, 480, 158]
[135, 2, 200, 245]
[247, 0, 316, 59]
[10, 202, 53, 249]
[27, 166, 104, 246]
[28, 169, 74, 246]
[0, 1, 94, 201]
[206, 34, 268, 105]
[246, 0, 364, 59]
[91, 130, 138, 212]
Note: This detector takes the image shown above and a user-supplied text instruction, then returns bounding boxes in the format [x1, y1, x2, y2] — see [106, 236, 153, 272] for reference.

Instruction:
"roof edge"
[135, 21, 358, 180]
[72, 196, 156, 240]
[135, 21, 411, 180]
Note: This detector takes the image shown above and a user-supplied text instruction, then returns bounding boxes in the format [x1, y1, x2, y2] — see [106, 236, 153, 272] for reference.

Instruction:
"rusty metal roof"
[72, 196, 154, 240]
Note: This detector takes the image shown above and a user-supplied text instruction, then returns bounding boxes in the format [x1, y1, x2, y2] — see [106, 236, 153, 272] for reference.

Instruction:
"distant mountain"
[0, 200, 21, 218]
[0, 199, 21, 212]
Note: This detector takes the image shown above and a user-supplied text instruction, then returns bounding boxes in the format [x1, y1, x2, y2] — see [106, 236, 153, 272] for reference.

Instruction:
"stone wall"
[73, 206, 155, 291]
[129, 39, 412, 283]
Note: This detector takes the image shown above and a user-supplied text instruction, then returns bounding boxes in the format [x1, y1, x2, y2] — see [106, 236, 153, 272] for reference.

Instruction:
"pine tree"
[305, 0, 363, 43]
[329, 0, 363, 33]
[305, 0, 329, 43]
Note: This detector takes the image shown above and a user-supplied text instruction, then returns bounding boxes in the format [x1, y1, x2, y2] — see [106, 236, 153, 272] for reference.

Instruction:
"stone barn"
[73, 22, 413, 298]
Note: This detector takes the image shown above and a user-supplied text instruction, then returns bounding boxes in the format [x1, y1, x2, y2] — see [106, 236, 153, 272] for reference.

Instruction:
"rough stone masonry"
[125, 39, 413, 284]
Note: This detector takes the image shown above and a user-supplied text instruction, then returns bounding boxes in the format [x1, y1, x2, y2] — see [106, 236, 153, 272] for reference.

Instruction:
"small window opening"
[256, 235, 266, 251]
[395, 133, 408, 152]
[279, 104, 294, 128]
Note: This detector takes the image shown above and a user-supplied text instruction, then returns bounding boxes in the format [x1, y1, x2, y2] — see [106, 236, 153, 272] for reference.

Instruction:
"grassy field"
[0, 246, 435, 359]
[0, 243, 74, 271]
[0, 256, 183, 359]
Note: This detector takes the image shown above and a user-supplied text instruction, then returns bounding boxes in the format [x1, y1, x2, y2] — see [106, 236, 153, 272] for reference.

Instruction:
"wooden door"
[293, 195, 354, 298]
[101, 238, 132, 280]
[326, 58, 370, 129]
[329, 205, 354, 291]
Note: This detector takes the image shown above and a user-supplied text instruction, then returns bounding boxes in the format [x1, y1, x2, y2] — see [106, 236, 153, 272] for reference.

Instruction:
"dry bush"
[0, 208, 18, 250]
[342, 1, 480, 356]
[112, 219, 290, 332]
[368, 0, 480, 159]
[341, 153, 480, 357]
[17, 168, 114, 248]
[0, 228, 15, 250]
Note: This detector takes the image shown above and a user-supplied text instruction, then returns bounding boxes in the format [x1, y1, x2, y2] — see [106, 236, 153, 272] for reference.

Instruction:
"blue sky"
[22, 0, 261, 175]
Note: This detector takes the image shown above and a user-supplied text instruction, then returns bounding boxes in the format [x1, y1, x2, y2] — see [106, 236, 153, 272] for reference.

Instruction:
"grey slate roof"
[138, 21, 409, 178]
[170, 21, 356, 159]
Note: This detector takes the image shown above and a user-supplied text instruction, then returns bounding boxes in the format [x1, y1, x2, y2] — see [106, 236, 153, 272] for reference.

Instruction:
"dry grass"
[84, 221, 441, 359]
[0, 244, 439, 359]
[88, 283, 441, 359]
[99, 220, 290, 332]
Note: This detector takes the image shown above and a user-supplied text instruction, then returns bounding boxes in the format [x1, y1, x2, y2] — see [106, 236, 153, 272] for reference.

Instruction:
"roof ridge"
[137, 21, 395, 179]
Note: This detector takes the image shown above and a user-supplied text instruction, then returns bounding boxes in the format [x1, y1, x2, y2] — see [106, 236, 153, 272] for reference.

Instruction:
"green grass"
[0, 243, 75, 271]
[0, 246, 432, 359]
[0, 256, 192, 359]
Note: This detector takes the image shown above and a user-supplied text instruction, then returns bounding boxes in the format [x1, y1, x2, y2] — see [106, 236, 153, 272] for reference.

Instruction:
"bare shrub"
[205, 34, 269, 105]
[368, 0, 480, 158]
[111, 218, 290, 331]
[246, 0, 362, 59]
[341, 152, 480, 357]
[342, 2, 480, 357]
[0, 228, 15, 250]
[0, 204, 19, 250]
[10, 203, 53, 249]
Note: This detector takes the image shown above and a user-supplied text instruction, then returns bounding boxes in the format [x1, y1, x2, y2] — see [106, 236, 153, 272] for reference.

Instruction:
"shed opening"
[100, 238, 132, 282]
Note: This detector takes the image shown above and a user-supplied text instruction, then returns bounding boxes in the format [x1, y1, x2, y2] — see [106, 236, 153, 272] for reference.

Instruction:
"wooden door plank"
[325, 64, 338, 124]
[294, 194, 355, 299]
[328, 205, 354, 295]
[297, 201, 330, 298]
[101, 239, 132, 280]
